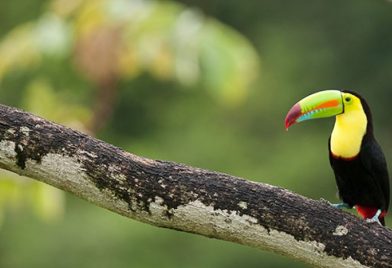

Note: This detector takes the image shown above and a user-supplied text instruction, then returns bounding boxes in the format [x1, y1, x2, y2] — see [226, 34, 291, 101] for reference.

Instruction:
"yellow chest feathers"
[330, 108, 367, 158]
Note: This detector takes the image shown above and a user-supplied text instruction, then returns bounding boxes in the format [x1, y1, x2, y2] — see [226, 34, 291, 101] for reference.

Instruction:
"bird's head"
[285, 90, 366, 130]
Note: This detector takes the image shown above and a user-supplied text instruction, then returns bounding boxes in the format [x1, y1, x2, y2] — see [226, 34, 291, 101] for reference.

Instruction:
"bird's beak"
[285, 90, 344, 130]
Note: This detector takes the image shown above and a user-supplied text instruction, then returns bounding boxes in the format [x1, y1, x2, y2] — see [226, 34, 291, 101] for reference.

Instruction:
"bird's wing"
[359, 137, 390, 211]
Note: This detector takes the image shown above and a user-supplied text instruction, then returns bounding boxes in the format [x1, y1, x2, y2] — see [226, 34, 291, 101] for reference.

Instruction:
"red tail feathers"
[356, 205, 387, 226]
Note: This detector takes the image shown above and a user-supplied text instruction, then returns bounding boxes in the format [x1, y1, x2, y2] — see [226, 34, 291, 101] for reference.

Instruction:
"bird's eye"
[345, 97, 352, 102]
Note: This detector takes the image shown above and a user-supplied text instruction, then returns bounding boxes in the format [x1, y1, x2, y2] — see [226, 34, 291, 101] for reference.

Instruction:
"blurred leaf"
[23, 78, 91, 130]
[0, 0, 261, 105]
[31, 182, 65, 222]
[200, 19, 259, 105]
[33, 13, 72, 57]
[0, 23, 41, 80]
[0, 170, 64, 223]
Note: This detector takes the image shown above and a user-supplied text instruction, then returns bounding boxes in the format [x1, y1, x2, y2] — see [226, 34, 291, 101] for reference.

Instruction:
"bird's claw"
[319, 199, 351, 209]
[332, 202, 351, 209]
[366, 217, 382, 226]
[366, 209, 382, 226]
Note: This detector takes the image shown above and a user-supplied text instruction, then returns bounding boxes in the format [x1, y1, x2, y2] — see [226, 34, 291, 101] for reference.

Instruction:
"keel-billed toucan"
[285, 90, 390, 225]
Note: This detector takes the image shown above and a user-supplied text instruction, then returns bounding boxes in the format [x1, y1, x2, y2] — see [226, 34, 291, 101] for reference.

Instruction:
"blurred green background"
[0, 0, 391, 267]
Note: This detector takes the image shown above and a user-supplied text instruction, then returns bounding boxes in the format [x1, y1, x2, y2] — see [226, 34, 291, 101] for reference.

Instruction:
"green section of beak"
[285, 90, 344, 129]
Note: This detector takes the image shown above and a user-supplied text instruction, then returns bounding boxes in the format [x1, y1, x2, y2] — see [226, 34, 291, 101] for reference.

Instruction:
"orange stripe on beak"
[315, 99, 340, 110]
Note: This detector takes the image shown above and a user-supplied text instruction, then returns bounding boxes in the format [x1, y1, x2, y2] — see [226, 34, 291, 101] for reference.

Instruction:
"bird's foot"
[365, 209, 382, 226]
[332, 202, 351, 209]
[319, 199, 351, 209]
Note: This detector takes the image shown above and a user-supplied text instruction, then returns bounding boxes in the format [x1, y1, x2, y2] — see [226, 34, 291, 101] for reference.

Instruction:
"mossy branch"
[0, 104, 391, 268]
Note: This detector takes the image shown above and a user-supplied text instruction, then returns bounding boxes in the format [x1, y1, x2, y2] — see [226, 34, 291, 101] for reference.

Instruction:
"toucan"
[285, 90, 390, 226]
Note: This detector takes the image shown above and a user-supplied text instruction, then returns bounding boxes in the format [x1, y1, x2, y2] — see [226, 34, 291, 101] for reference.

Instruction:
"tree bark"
[0, 104, 391, 268]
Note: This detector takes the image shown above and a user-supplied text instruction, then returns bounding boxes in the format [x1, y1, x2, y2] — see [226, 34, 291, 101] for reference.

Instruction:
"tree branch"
[0, 104, 391, 268]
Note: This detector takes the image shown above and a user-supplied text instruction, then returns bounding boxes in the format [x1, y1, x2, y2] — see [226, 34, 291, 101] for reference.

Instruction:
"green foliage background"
[1, 0, 392, 267]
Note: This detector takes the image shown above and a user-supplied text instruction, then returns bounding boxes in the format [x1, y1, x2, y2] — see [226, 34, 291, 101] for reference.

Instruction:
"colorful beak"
[285, 90, 344, 130]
